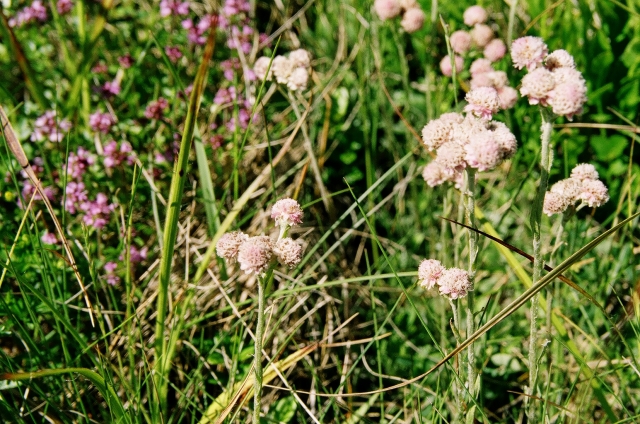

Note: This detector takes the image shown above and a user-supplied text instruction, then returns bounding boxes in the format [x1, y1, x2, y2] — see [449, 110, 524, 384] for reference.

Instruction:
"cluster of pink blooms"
[512, 37, 587, 120]
[181, 15, 216, 45]
[216, 198, 304, 274]
[165, 46, 183, 63]
[41, 231, 58, 245]
[160, 0, 189, 17]
[17, 157, 55, 206]
[373, 0, 426, 33]
[89, 112, 115, 134]
[119, 245, 148, 264]
[254, 49, 311, 91]
[9, 1, 47, 27]
[418, 259, 472, 299]
[213, 86, 256, 131]
[103, 262, 120, 286]
[144, 98, 169, 120]
[421, 100, 517, 187]
[79, 193, 117, 229]
[543, 163, 609, 216]
[31, 110, 72, 143]
[438, 6, 517, 110]
[65, 147, 95, 180]
[103, 140, 135, 169]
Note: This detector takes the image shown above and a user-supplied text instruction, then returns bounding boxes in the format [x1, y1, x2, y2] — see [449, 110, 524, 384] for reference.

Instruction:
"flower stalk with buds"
[216, 198, 303, 424]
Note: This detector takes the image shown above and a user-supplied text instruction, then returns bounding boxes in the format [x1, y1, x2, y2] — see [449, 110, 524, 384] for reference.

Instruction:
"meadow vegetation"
[0, 0, 639, 422]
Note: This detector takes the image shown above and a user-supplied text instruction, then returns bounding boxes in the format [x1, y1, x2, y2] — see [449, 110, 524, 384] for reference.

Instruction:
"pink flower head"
[484, 38, 506, 62]
[289, 49, 311, 69]
[64, 181, 88, 214]
[41, 231, 58, 245]
[66, 147, 95, 180]
[254, 56, 273, 81]
[102, 80, 121, 97]
[435, 141, 467, 174]
[470, 24, 494, 47]
[497, 86, 518, 109]
[464, 132, 503, 171]
[511, 36, 548, 71]
[439, 55, 463, 77]
[103, 140, 135, 168]
[545, 49, 575, 70]
[144, 98, 169, 120]
[373, 0, 401, 20]
[488, 121, 518, 159]
[422, 161, 449, 187]
[80, 193, 116, 230]
[438, 268, 472, 299]
[271, 198, 303, 227]
[547, 82, 587, 120]
[400, 7, 425, 33]
[160, 0, 190, 17]
[450, 30, 472, 54]
[543, 191, 570, 216]
[421, 112, 463, 151]
[31, 110, 72, 143]
[470, 58, 493, 76]
[216, 231, 249, 262]
[89, 112, 115, 134]
[550, 178, 582, 203]
[464, 87, 500, 120]
[237, 236, 274, 275]
[271, 56, 294, 84]
[520, 68, 555, 106]
[463, 5, 488, 26]
[165, 46, 183, 63]
[57, 0, 74, 15]
[418, 259, 445, 290]
[579, 179, 609, 207]
[274, 237, 303, 268]
[570, 163, 599, 182]
[287, 68, 309, 91]
[104, 262, 120, 286]
[118, 54, 134, 69]
[222, 0, 250, 16]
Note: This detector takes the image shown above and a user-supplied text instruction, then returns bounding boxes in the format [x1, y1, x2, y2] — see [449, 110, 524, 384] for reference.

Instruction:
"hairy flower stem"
[527, 108, 554, 421]
[252, 275, 266, 424]
[450, 299, 463, 420]
[465, 168, 478, 423]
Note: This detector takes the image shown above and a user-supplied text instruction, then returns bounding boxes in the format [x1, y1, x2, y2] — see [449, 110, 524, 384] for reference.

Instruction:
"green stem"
[252, 276, 266, 424]
[527, 108, 554, 421]
[450, 298, 463, 422]
[464, 167, 477, 421]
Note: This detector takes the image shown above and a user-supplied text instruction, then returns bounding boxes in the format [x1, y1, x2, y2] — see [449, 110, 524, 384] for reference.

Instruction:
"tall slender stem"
[527, 108, 554, 421]
[252, 276, 266, 424]
[464, 168, 477, 423]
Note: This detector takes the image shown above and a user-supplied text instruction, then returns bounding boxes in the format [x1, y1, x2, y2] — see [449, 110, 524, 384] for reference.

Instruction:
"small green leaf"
[264, 396, 297, 423]
[590, 134, 628, 161]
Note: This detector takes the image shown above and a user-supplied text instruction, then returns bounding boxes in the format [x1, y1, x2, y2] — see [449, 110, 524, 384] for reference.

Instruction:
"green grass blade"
[152, 23, 218, 420]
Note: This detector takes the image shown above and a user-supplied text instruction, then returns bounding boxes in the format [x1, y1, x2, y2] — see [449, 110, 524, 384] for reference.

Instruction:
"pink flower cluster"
[31, 110, 72, 143]
[216, 199, 305, 274]
[144, 98, 169, 120]
[254, 49, 311, 91]
[16, 157, 56, 206]
[469, 58, 518, 110]
[513, 40, 587, 120]
[103, 140, 135, 169]
[181, 15, 216, 45]
[104, 262, 120, 286]
[543, 164, 609, 216]
[89, 112, 115, 134]
[418, 259, 472, 299]
[57, 0, 73, 15]
[439, 6, 516, 110]
[421, 110, 517, 186]
[160, 0, 189, 17]
[9, 1, 47, 27]
[80, 193, 117, 229]
[373, 0, 425, 33]
[65, 147, 95, 180]
[212, 86, 256, 131]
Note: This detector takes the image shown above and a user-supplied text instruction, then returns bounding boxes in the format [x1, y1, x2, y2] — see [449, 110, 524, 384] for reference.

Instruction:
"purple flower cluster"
[80, 193, 117, 229]
[104, 262, 120, 286]
[31, 110, 72, 143]
[213, 87, 255, 131]
[103, 140, 135, 169]
[9, 1, 47, 28]
[165, 46, 183, 63]
[65, 147, 95, 180]
[160, 0, 190, 17]
[182, 15, 216, 45]
[144, 98, 169, 120]
[89, 112, 115, 134]
[57, 0, 73, 15]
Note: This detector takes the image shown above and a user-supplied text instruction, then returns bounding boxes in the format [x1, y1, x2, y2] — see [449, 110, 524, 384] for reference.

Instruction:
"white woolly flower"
[271, 56, 294, 84]
[254, 56, 273, 81]
[237, 236, 274, 275]
[289, 49, 311, 68]
[274, 238, 303, 268]
[271, 198, 304, 227]
[418, 259, 445, 290]
[286, 67, 309, 91]
[570, 163, 599, 182]
[216, 231, 250, 262]
[438, 268, 472, 299]
[511, 36, 548, 70]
